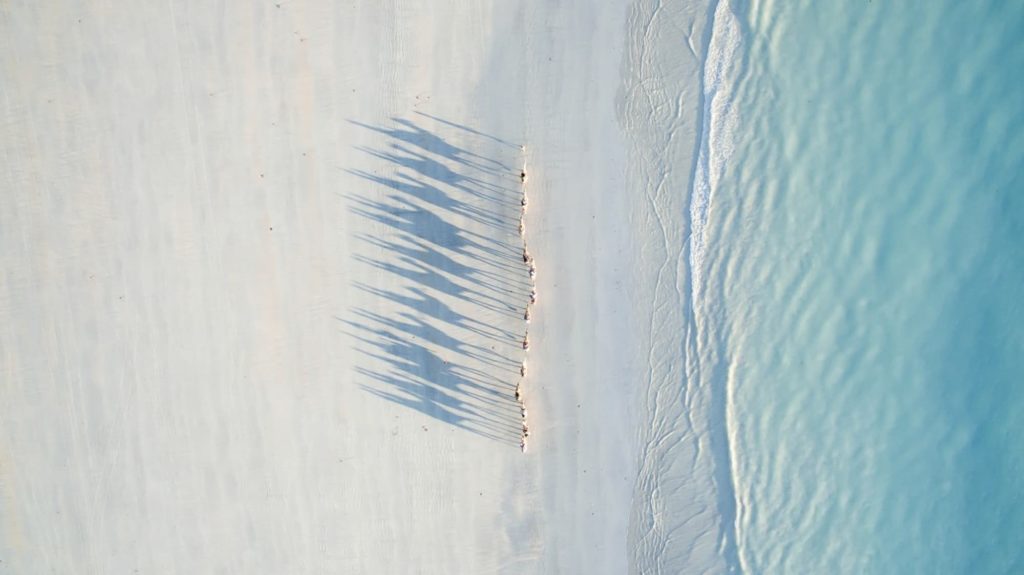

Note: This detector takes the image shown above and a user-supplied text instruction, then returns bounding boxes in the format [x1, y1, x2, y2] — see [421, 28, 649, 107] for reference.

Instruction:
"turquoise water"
[697, 0, 1024, 572]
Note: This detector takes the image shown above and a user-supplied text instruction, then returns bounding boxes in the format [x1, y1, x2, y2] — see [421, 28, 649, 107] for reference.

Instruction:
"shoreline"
[618, 0, 736, 572]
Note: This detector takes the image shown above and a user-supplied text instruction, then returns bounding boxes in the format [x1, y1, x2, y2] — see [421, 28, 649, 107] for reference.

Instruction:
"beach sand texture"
[0, 0, 725, 573]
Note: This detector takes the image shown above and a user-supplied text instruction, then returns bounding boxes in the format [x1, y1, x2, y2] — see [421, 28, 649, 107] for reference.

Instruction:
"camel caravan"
[517, 152, 534, 453]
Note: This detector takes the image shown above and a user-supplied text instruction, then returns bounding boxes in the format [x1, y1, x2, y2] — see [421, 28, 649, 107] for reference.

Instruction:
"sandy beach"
[0, 0, 727, 573]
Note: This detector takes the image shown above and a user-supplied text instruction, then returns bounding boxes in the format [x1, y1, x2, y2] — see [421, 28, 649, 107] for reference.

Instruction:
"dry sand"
[0, 0, 722, 573]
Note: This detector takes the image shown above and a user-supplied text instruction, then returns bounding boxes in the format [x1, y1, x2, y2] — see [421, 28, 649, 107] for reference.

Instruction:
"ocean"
[692, 0, 1024, 572]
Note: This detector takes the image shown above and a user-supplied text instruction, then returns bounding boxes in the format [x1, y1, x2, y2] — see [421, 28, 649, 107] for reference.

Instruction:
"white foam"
[688, 2, 746, 573]
[689, 0, 742, 306]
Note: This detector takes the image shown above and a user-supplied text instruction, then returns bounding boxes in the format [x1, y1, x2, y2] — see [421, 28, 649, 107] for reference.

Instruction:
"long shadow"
[354, 283, 523, 344]
[346, 169, 511, 229]
[347, 194, 519, 262]
[349, 117, 512, 174]
[344, 115, 527, 446]
[354, 234, 530, 293]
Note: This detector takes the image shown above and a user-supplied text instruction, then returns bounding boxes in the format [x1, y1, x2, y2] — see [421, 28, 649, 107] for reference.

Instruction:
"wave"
[689, 0, 741, 306]
[688, 0, 745, 573]
[618, 0, 746, 571]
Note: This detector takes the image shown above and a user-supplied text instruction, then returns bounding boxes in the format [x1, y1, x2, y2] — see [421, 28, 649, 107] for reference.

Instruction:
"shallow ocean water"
[693, 0, 1024, 572]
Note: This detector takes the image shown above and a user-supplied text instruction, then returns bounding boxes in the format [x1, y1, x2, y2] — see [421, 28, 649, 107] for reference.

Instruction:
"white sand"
[1, 0, 724, 573]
